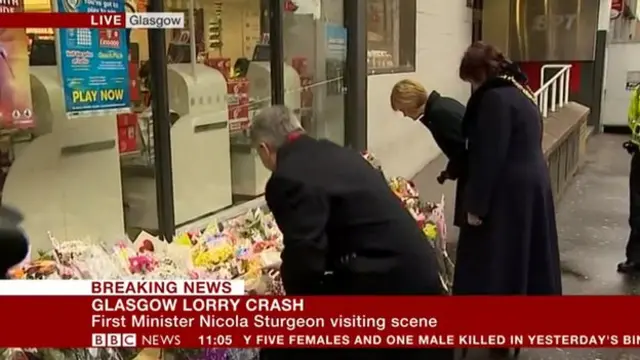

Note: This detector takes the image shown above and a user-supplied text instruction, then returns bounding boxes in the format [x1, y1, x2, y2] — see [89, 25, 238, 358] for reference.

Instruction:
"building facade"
[14, 0, 473, 249]
[367, 0, 471, 179]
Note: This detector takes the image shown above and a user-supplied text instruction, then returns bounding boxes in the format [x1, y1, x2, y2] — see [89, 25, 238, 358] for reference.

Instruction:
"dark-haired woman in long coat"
[453, 42, 562, 299]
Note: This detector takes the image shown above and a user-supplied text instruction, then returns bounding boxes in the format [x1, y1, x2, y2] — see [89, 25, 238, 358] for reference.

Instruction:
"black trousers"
[628, 151, 640, 262]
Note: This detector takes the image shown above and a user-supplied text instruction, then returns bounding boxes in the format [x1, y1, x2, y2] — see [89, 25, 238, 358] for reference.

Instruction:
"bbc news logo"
[92, 333, 137, 347]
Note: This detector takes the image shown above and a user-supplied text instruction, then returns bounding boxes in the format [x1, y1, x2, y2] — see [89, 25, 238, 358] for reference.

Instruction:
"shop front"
[5, 0, 371, 250]
[477, 0, 605, 126]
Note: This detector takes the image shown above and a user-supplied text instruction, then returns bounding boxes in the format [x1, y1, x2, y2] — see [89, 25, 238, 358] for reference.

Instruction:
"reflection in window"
[481, 0, 599, 61]
[366, 0, 416, 73]
[153, 0, 273, 228]
[508, 0, 598, 61]
[14, 0, 294, 243]
[284, 0, 346, 145]
[7, 2, 141, 249]
[13, 0, 355, 240]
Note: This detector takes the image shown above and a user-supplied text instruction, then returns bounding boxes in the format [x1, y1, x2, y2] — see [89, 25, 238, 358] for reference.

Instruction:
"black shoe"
[617, 260, 640, 273]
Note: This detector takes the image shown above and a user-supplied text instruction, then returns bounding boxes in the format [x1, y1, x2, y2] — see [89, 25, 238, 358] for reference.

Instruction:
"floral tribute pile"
[2, 153, 451, 360]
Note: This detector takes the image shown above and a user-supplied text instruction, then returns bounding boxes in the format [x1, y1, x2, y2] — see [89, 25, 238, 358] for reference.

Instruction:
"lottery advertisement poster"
[0, 0, 35, 128]
[57, 0, 130, 116]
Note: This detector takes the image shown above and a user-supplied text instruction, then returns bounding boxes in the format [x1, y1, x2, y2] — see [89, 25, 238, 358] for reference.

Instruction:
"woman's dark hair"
[459, 41, 528, 85]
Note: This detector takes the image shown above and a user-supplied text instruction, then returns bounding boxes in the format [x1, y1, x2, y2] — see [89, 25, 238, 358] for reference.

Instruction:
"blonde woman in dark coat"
[390, 79, 467, 227]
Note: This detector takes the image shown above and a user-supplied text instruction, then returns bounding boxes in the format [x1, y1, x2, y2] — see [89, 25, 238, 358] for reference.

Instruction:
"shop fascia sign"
[611, 0, 623, 19]
[531, 14, 578, 31]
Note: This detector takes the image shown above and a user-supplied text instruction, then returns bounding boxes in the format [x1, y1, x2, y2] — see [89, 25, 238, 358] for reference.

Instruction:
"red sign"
[116, 113, 138, 154]
[98, 29, 121, 48]
[284, 0, 298, 12]
[226, 78, 250, 133]
[128, 63, 139, 102]
[128, 46, 140, 102]
[0, 0, 23, 12]
[204, 57, 231, 79]
[4, 295, 640, 348]
[0, 13, 124, 29]
[611, 0, 623, 19]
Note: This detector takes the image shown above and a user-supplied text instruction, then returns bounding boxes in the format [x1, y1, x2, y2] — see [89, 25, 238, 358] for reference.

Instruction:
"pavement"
[412, 133, 640, 360]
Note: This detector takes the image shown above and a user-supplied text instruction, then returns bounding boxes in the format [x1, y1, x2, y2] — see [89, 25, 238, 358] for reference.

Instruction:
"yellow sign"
[71, 89, 126, 103]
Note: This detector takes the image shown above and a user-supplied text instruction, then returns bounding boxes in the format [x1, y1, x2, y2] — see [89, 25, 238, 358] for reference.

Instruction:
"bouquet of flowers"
[5, 152, 450, 358]
[362, 153, 454, 293]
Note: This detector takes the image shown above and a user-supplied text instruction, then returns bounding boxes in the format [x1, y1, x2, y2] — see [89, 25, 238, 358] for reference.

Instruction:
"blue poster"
[325, 24, 347, 60]
[325, 24, 346, 95]
[57, 0, 130, 115]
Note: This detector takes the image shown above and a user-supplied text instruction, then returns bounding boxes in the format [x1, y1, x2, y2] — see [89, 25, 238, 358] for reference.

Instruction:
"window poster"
[56, 0, 130, 116]
[0, 0, 35, 128]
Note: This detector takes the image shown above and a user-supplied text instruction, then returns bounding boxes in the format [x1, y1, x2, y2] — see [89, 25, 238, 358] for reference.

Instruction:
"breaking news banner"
[0, 12, 185, 29]
[1, 280, 640, 349]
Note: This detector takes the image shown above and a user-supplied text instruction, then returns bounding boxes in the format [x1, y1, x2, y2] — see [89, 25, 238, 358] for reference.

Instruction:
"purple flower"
[189, 348, 228, 360]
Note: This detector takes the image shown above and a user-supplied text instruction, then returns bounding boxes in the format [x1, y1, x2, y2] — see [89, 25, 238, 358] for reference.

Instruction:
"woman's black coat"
[420, 91, 467, 227]
[452, 77, 562, 296]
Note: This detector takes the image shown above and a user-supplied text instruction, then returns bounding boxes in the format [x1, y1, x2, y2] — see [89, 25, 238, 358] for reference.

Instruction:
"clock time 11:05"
[198, 334, 233, 346]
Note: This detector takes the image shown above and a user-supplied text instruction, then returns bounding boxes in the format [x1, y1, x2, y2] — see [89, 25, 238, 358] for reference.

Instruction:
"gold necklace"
[499, 75, 537, 104]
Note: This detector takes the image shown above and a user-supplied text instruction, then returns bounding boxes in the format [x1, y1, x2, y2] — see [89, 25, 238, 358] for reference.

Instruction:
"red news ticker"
[0, 12, 125, 28]
[2, 296, 640, 348]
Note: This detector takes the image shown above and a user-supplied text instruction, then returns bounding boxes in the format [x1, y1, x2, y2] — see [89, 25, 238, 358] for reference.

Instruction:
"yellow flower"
[423, 224, 437, 240]
[192, 244, 234, 268]
[174, 233, 192, 246]
[192, 250, 214, 267]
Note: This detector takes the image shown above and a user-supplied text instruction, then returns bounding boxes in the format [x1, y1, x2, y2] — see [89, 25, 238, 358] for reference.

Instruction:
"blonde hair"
[390, 79, 428, 112]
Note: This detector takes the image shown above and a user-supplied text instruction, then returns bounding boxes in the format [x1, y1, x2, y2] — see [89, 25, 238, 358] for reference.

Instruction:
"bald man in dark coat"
[250, 105, 453, 360]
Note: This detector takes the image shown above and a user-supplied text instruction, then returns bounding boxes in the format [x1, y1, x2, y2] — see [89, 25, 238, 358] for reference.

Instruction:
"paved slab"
[412, 133, 640, 359]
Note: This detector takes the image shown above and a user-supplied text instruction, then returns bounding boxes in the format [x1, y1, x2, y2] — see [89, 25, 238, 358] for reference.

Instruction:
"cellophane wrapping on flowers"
[3, 152, 450, 359]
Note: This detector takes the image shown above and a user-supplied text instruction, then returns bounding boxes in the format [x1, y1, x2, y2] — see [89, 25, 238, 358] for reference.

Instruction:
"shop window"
[366, 0, 416, 74]
[156, 0, 272, 229]
[8, 0, 149, 249]
[15, 0, 354, 242]
[18, 0, 274, 240]
[284, 0, 346, 145]
[471, 0, 483, 42]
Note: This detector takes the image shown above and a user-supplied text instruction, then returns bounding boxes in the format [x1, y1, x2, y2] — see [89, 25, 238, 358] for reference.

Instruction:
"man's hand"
[467, 213, 482, 226]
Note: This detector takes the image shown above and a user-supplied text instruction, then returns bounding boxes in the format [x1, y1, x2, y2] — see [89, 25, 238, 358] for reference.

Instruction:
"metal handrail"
[534, 64, 572, 118]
